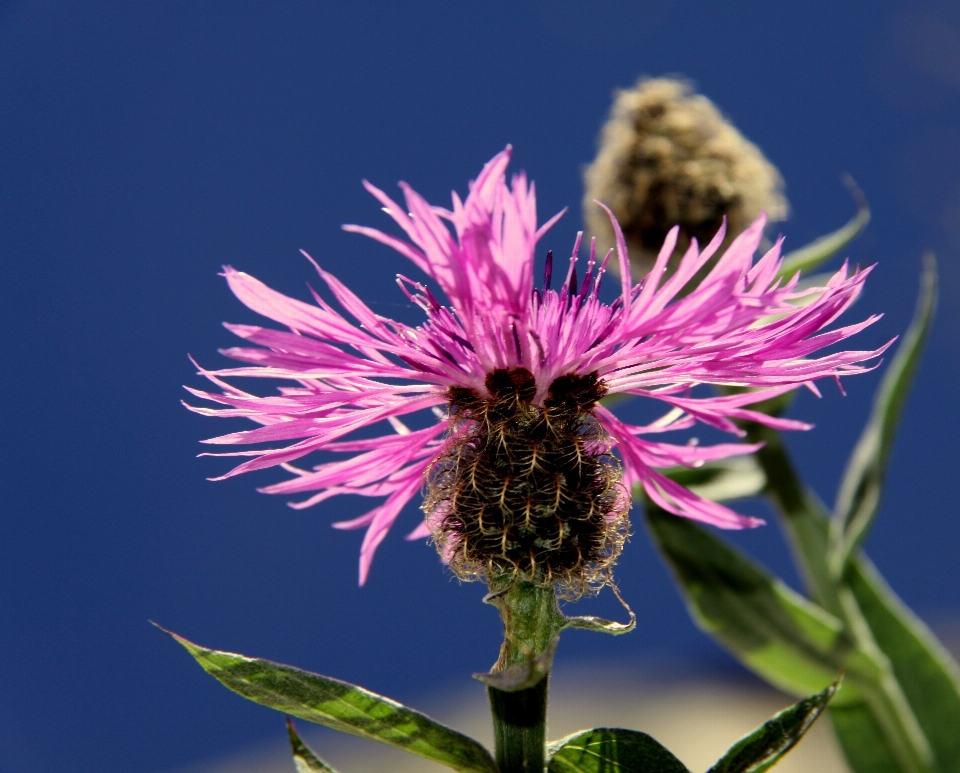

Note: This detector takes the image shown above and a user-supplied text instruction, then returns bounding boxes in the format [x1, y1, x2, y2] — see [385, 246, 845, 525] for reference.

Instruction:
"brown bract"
[583, 77, 788, 277]
[425, 368, 629, 600]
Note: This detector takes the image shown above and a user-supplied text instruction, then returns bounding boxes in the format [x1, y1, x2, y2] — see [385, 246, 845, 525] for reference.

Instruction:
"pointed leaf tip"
[708, 679, 840, 773]
[288, 718, 341, 773]
[778, 184, 870, 279]
[829, 256, 938, 573]
[161, 630, 498, 773]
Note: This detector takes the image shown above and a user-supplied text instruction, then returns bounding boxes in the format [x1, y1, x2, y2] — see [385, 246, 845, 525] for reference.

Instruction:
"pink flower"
[187, 148, 886, 585]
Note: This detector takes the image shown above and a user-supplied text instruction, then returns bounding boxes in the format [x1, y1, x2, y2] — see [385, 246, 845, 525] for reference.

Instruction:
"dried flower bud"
[583, 77, 788, 276]
[425, 368, 629, 600]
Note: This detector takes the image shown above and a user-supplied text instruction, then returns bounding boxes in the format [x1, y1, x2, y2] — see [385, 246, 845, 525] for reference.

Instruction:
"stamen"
[543, 250, 554, 291]
[529, 330, 546, 365]
[578, 266, 593, 304]
[423, 286, 442, 312]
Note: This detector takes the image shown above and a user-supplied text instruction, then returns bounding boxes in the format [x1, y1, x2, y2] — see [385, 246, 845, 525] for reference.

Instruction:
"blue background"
[2, 2, 959, 772]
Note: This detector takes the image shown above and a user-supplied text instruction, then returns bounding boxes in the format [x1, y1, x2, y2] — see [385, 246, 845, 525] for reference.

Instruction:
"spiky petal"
[187, 148, 888, 584]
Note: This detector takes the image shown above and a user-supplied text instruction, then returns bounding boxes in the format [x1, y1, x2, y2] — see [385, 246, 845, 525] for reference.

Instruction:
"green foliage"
[646, 508, 867, 702]
[844, 558, 960, 773]
[777, 181, 869, 279]
[650, 260, 960, 773]
[707, 681, 838, 773]
[828, 702, 904, 773]
[547, 728, 690, 773]
[829, 255, 938, 573]
[545, 685, 836, 773]
[662, 457, 766, 504]
[287, 719, 340, 773]
[163, 628, 498, 773]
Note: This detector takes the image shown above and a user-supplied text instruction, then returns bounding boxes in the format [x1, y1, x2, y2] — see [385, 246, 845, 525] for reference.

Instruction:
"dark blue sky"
[2, 2, 960, 772]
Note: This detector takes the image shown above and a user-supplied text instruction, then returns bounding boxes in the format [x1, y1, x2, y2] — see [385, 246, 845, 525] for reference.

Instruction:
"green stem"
[485, 580, 565, 773]
[488, 680, 548, 773]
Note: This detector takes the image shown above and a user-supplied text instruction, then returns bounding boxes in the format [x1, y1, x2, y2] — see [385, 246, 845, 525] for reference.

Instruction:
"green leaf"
[829, 255, 938, 573]
[777, 179, 870, 279]
[661, 456, 766, 503]
[645, 507, 868, 702]
[828, 701, 905, 773]
[708, 680, 839, 773]
[547, 728, 690, 773]
[747, 428, 958, 772]
[287, 718, 340, 773]
[164, 629, 498, 773]
[847, 556, 960, 773]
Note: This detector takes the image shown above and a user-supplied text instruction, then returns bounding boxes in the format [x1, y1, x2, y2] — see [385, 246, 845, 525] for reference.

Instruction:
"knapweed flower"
[584, 77, 788, 277]
[187, 148, 883, 596]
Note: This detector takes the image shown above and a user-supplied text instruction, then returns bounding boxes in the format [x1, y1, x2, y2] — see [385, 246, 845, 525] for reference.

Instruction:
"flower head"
[584, 77, 788, 277]
[188, 148, 885, 593]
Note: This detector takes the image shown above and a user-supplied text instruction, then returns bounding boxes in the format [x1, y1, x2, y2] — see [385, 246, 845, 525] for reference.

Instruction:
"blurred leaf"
[662, 457, 766, 503]
[164, 629, 498, 773]
[830, 256, 938, 573]
[847, 556, 960, 773]
[747, 427, 957, 772]
[547, 728, 690, 773]
[777, 178, 870, 279]
[645, 507, 870, 702]
[708, 679, 838, 773]
[828, 701, 904, 773]
[287, 719, 340, 773]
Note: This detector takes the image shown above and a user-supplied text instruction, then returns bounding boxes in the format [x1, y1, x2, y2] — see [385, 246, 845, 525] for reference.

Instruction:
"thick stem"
[485, 580, 565, 773]
[488, 680, 548, 773]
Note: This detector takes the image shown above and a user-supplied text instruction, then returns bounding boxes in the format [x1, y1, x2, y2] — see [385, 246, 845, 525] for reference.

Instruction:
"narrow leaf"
[663, 457, 766, 503]
[708, 680, 839, 773]
[164, 629, 498, 773]
[847, 556, 960, 772]
[287, 718, 340, 773]
[645, 507, 867, 702]
[828, 702, 904, 773]
[830, 256, 938, 572]
[547, 728, 690, 773]
[777, 179, 870, 278]
[748, 428, 960, 772]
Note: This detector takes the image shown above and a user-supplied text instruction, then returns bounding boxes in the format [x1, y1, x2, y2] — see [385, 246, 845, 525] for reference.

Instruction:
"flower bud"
[583, 77, 788, 277]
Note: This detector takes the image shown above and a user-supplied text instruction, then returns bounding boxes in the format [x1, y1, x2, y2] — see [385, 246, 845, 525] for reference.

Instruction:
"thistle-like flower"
[187, 148, 884, 596]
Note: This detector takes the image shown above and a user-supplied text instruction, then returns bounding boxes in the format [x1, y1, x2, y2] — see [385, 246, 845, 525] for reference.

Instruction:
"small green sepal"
[474, 633, 560, 692]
